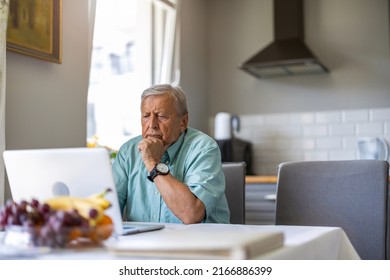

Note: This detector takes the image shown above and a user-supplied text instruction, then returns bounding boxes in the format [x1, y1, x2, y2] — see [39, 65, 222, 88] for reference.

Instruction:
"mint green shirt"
[112, 127, 230, 224]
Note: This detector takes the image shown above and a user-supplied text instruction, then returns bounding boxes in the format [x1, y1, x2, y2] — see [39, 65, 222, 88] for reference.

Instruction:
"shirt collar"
[165, 129, 187, 164]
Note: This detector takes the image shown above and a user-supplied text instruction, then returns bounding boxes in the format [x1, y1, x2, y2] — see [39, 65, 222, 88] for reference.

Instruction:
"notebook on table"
[106, 229, 284, 259]
[3, 147, 164, 236]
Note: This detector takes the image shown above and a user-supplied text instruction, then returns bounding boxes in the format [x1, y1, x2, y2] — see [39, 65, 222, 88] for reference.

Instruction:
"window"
[87, 0, 180, 151]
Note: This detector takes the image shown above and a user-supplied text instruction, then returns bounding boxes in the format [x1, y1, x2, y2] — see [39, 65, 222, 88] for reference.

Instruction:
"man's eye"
[158, 115, 168, 120]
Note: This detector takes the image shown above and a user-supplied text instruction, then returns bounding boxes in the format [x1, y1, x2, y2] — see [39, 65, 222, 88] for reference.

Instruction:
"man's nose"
[149, 115, 158, 129]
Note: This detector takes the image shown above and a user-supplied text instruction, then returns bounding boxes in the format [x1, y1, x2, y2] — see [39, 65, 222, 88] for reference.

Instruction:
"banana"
[45, 196, 104, 226]
[86, 188, 112, 210]
[44, 189, 112, 227]
[44, 196, 75, 211]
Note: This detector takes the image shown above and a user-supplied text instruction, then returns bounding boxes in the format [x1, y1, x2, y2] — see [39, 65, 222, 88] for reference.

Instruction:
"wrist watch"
[147, 162, 170, 182]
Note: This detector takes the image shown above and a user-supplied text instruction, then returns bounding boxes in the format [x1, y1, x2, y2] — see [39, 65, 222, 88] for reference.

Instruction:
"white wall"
[206, 0, 390, 118]
[3, 0, 390, 199]
[4, 0, 95, 200]
[6, 0, 389, 148]
[6, 0, 95, 149]
[179, 0, 209, 132]
[203, 0, 390, 175]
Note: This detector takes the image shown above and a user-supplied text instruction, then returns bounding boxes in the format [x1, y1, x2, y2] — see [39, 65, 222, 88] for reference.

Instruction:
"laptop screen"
[3, 147, 124, 235]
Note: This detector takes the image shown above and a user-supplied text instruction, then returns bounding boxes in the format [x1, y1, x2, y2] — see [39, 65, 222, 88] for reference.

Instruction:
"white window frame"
[87, 0, 180, 150]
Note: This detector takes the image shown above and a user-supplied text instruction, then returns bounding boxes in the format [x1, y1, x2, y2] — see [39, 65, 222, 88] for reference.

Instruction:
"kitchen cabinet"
[245, 176, 277, 225]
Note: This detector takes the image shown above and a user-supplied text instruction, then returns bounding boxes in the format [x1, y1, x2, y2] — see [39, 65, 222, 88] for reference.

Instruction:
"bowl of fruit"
[0, 188, 114, 250]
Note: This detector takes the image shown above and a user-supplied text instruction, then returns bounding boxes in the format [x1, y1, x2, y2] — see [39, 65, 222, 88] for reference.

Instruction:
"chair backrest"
[275, 160, 389, 260]
[222, 162, 246, 224]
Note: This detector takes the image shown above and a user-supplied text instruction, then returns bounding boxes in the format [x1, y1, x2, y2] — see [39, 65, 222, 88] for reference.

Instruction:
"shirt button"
[154, 191, 159, 195]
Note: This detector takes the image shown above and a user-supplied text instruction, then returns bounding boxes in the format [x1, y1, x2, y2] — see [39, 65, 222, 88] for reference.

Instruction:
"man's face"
[141, 93, 188, 147]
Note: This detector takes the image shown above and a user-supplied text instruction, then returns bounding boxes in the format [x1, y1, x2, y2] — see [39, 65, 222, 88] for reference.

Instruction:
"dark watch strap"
[147, 168, 158, 182]
[147, 163, 170, 182]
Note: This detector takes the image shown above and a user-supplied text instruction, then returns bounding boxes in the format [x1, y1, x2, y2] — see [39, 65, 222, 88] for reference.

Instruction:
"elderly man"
[112, 84, 230, 224]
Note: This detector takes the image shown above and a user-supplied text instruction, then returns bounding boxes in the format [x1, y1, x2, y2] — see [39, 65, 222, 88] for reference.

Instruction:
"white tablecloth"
[0, 223, 360, 260]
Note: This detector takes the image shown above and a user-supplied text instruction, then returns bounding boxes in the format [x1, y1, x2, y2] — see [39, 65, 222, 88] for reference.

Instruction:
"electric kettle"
[214, 112, 240, 140]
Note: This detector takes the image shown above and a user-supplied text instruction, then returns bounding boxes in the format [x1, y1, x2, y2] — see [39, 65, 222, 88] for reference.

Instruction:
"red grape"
[0, 198, 93, 248]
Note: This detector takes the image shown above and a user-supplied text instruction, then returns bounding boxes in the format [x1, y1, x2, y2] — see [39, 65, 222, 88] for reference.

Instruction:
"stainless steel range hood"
[239, 0, 328, 78]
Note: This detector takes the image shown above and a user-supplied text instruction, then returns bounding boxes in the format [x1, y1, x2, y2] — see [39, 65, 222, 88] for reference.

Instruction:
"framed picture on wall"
[6, 0, 62, 63]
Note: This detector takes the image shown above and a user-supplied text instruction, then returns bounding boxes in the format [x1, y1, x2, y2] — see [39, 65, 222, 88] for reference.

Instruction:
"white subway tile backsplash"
[283, 150, 304, 160]
[316, 138, 342, 149]
[329, 150, 357, 160]
[342, 109, 369, 123]
[275, 125, 302, 137]
[224, 107, 390, 175]
[290, 138, 315, 150]
[356, 122, 384, 136]
[254, 164, 279, 176]
[370, 108, 390, 121]
[303, 125, 328, 137]
[330, 124, 355, 136]
[253, 152, 282, 164]
[249, 129, 265, 140]
[315, 111, 342, 124]
[343, 137, 359, 149]
[255, 149, 301, 162]
[264, 114, 289, 125]
[385, 122, 390, 135]
[289, 112, 315, 125]
[303, 151, 328, 161]
[263, 138, 290, 149]
[240, 115, 265, 126]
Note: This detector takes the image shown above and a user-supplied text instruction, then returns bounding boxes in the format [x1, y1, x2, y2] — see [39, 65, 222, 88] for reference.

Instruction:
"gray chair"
[222, 162, 246, 224]
[275, 160, 389, 260]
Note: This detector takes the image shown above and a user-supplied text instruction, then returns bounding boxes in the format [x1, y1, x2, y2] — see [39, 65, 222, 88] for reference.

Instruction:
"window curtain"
[0, 0, 9, 206]
[152, 0, 180, 85]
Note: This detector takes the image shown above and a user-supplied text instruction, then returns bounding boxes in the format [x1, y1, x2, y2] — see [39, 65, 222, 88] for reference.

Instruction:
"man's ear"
[180, 114, 189, 132]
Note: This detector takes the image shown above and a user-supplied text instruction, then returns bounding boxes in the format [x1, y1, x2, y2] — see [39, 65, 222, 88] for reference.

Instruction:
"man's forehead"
[141, 95, 177, 113]
[143, 93, 172, 102]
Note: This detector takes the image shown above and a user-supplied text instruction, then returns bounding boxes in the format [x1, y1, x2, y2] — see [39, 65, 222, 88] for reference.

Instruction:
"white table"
[0, 223, 360, 260]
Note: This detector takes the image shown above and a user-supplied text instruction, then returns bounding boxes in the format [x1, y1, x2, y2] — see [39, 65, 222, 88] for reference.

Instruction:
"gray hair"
[141, 84, 188, 117]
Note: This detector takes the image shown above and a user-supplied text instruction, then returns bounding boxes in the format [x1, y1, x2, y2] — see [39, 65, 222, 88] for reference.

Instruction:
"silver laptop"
[3, 147, 164, 236]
